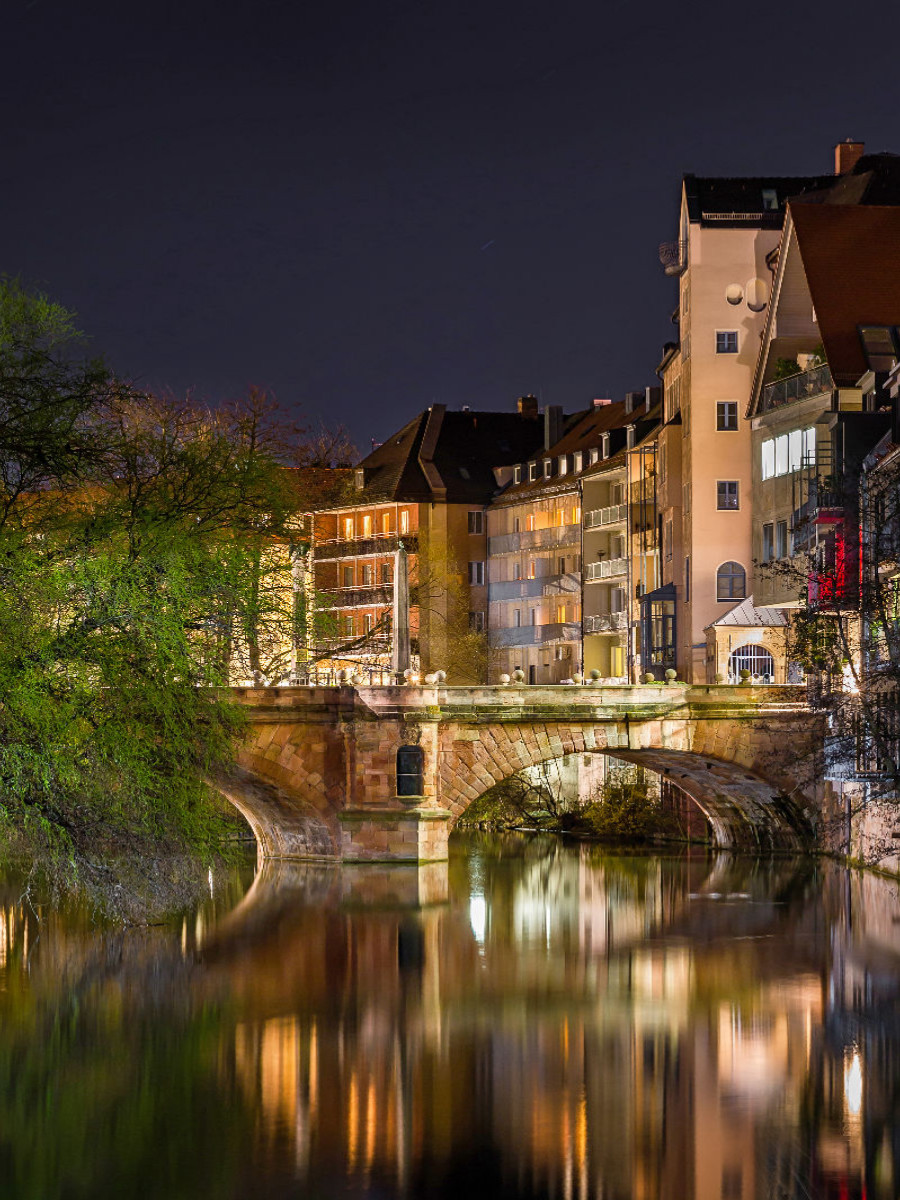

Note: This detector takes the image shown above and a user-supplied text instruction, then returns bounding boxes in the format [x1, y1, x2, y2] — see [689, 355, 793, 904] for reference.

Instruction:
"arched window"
[728, 645, 775, 682]
[716, 561, 746, 602]
[396, 745, 424, 797]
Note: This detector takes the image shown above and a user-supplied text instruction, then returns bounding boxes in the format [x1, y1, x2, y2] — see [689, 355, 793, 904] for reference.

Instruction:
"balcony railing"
[488, 621, 581, 649]
[329, 585, 394, 608]
[584, 503, 627, 529]
[489, 572, 579, 602]
[585, 557, 627, 581]
[583, 611, 628, 633]
[760, 363, 833, 414]
[488, 524, 580, 556]
[314, 533, 418, 560]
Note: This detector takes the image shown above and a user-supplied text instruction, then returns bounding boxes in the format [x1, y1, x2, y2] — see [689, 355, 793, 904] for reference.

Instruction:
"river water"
[0, 834, 898, 1200]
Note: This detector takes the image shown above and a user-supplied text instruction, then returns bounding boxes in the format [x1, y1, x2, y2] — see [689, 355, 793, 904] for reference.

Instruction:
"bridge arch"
[437, 720, 816, 850]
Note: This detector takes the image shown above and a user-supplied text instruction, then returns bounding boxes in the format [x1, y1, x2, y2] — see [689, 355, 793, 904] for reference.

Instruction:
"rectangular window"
[558, 456, 568, 476]
[789, 429, 802, 472]
[513, 465, 522, 484]
[468, 561, 485, 586]
[343, 517, 354, 539]
[381, 562, 393, 584]
[762, 523, 774, 562]
[762, 188, 778, 211]
[361, 515, 373, 536]
[683, 482, 691, 512]
[342, 566, 354, 587]
[803, 426, 816, 466]
[513, 561, 522, 580]
[685, 555, 690, 603]
[716, 331, 739, 354]
[528, 463, 538, 481]
[776, 519, 788, 558]
[468, 611, 485, 632]
[381, 511, 392, 534]
[573, 451, 583, 472]
[514, 609, 522, 627]
[761, 439, 775, 480]
[543, 460, 552, 479]
[362, 563, 374, 585]
[558, 557, 566, 574]
[467, 510, 484, 534]
[530, 609, 538, 626]
[775, 434, 789, 476]
[664, 517, 673, 560]
[589, 448, 599, 465]
[716, 401, 738, 431]
[527, 560, 536, 579]
[399, 509, 410, 534]
[364, 613, 374, 633]
[513, 516, 521, 532]
[343, 616, 354, 637]
[525, 514, 535, 531]
[717, 481, 739, 510]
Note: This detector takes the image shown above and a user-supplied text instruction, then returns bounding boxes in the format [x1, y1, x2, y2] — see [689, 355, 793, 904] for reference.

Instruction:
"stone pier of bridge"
[217, 683, 825, 863]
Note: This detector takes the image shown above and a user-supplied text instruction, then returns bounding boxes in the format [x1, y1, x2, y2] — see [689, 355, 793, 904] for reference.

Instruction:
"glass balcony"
[583, 612, 628, 633]
[489, 572, 579, 602]
[585, 557, 627, 582]
[488, 622, 581, 649]
[584, 503, 628, 529]
[760, 363, 833, 414]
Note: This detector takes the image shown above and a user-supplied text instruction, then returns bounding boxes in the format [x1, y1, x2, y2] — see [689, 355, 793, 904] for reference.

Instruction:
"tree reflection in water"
[0, 838, 897, 1199]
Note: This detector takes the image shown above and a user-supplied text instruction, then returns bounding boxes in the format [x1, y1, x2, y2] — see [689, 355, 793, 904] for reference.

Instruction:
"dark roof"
[684, 174, 832, 227]
[790, 203, 900, 384]
[494, 399, 650, 502]
[792, 153, 900, 207]
[350, 405, 547, 504]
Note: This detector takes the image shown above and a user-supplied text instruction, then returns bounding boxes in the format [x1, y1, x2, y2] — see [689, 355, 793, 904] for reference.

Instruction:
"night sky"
[3, 0, 898, 452]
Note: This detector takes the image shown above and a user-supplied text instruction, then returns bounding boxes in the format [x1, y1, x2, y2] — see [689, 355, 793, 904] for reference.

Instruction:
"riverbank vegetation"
[0, 280, 349, 909]
[458, 763, 694, 845]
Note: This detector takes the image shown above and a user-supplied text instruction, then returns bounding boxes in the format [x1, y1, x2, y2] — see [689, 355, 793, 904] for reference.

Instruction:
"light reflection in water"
[0, 840, 897, 1199]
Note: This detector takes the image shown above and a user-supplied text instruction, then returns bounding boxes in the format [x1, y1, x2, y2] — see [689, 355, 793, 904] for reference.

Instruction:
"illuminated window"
[775, 435, 789, 476]
[381, 512, 392, 534]
[343, 517, 354, 539]
[761, 439, 775, 480]
[362, 515, 372, 536]
[525, 515, 535, 531]
[527, 560, 536, 579]
[399, 510, 410, 534]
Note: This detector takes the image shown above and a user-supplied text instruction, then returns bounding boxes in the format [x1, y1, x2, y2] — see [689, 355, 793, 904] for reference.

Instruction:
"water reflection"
[0, 838, 897, 1199]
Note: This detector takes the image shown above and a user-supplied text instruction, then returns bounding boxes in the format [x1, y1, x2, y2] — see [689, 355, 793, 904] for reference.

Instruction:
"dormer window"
[762, 188, 778, 211]
[528, 462, 538, 481]
[589, 448, 599, 465]
[573, 451, 583, 473]
[354, 469, 365, 489]
[601, 433, 610, 458]
[627, 425, 636, 449]
[543, 459, 552, 479]
[514, 465, 522, 484]
[558, 456, 568, 476]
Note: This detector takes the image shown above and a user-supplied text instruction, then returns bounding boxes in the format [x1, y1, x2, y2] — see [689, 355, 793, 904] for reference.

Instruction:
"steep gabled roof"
[349, 405, 547, 505]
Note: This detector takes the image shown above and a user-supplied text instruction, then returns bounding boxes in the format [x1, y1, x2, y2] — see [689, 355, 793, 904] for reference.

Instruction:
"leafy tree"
[0, 281, 340, 903]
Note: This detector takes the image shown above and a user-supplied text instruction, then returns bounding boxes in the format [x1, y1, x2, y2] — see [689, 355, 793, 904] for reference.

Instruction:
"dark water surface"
[0, 835, 898, 1200]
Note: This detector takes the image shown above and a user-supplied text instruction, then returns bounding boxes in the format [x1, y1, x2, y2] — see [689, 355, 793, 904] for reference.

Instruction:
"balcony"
[760, 363, 833, 414]
[658, 239, 687, 277]
[490, 572, 579, 602]
[488, 524, 580, 556]
[314, 533, 418, 560]
[585, 557, 627, 582]
[329, 585, 394, 608]
[584, 611, 628, 634]
[584, 503, 627, 529]
[488, 622, 581, 649]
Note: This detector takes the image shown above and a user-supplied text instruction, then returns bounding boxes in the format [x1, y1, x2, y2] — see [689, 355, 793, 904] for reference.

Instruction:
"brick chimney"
[834, 139, 865, 175]
[517, 394, 539, 419]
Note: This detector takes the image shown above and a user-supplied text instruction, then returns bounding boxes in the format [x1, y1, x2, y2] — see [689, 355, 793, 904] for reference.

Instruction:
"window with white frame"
[573, 451, 583, 472]
[761, 427, 816, 480]
[717, 481, 739, 510]
[543, 459, 552, 479]
[775, 435, 789, 476]
[761, 439, 775, 480]
[716, 401, 738, 431]
[558, 456, 568, 475]
[528, 463, 538, 481]
[514, 465, 522, 483]
[467, 510, 484, 534]
[716, 331, 739, 354]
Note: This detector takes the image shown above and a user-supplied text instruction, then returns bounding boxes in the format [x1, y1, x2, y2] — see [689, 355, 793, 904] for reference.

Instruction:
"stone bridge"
[216, 683, 825, 862]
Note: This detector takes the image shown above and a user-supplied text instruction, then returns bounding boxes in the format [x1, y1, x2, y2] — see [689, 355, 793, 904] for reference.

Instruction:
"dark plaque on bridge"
[396, 744, 425, 798]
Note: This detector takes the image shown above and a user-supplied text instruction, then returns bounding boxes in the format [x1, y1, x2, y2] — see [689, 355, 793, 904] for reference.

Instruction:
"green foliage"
[0, 282, 338, 901]
[773, 357, 801, 380]
[579, 770, 679, 843]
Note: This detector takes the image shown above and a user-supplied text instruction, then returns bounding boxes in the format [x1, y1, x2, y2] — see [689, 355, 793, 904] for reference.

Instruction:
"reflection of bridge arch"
[224, 684, 823, 861]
